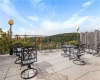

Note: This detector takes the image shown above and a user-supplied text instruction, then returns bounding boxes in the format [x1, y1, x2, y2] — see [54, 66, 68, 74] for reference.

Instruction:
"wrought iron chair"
[79, 44, 86, 55]
[73, 45, 86, 65]
[61, 45, 69, 57]
[21, 46, 37, 79]
[87, 44, 95, 54]
[93, 43, 100, 56]
[13, 43, 23, 64]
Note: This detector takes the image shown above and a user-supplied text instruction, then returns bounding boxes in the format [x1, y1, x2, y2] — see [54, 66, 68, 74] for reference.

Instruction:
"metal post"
[10, 25, 12, 46]
[10, 25, 13, 55]
[8, 19, 14, 55]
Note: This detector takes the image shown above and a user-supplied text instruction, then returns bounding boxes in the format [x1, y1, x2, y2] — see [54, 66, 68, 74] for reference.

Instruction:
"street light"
[76, 26, 80, 41]
[8, 19, 14, 55]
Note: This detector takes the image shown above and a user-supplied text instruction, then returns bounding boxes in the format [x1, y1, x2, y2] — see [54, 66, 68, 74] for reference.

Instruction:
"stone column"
[94, 30, 98, 49]
[85, 32, 88, 48]
[80, 33, 83, 44]
[98, 31, 100, 43]
[83, 33, 85, 44]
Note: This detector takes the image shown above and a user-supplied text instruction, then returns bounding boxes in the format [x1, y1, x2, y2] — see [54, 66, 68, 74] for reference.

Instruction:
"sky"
[0, 0, 100, 35]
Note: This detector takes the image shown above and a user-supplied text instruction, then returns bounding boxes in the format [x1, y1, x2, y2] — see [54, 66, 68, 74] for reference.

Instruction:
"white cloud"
[30, 0, 46, 11]
[85, 17, 100, 31]
[82, 1, 93, 8]
[41, 14, 90, 31]
[77, 1, 94, 17]
[30, 0, 42, 6]
[28, 16, 39, 21]
[0, 0, 26, 23]
[62, 16, 90, 28]
[16, 15, 100, 35]
[19, 27, 26, 34]
[42, 20, 60, 30]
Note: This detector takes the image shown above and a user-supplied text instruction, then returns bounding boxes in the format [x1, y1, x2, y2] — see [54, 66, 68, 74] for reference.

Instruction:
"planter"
[9, 48, 13, 55]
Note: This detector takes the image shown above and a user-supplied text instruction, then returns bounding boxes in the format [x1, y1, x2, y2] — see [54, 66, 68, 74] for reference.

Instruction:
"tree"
[0, 28, 10, 54]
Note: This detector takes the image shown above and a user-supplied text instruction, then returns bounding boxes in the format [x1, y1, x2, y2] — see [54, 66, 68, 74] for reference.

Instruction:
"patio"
[0, 49, 100, 80]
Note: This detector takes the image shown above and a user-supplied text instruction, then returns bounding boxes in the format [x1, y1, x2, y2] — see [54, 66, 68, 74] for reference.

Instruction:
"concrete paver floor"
[0, 49, 100, 80]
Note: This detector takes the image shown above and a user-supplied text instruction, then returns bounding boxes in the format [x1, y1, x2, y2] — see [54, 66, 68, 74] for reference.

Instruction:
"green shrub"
[69, 40, 80, 45]
[50, 41, 56, 49]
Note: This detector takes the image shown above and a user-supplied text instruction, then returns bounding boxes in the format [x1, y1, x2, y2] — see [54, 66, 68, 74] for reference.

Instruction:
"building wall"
[80, 30, 100, 49]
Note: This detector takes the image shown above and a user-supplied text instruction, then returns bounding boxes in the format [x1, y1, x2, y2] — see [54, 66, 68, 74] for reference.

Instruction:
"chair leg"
[73, 53, 86, 65]
[21, 65, 38, 79]
[73, 59, 85, 65]
[14, 58, 21, 64]
[28, 64, 31, 69]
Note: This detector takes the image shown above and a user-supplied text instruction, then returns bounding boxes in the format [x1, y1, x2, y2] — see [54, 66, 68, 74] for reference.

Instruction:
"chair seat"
[22, 58, 35, 65]
[16, 52, 21, 56]
[95, 49, 100, 52]
[74, 52, 83, 57]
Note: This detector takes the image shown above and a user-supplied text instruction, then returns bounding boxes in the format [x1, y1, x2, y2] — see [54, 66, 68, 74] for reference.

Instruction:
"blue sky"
[0, 0, 100, 35]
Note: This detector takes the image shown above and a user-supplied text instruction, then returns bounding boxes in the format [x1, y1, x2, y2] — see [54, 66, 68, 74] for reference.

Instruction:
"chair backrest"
[13, 43, 23, 56]
[97, 43, 100, 49]
[88, 44, 95, 49]
[13, 43, 23, 49]
[21, 46, 37, 65]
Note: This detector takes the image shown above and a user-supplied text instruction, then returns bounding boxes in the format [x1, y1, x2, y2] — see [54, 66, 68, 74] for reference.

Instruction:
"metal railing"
[0, 34, 80, 54]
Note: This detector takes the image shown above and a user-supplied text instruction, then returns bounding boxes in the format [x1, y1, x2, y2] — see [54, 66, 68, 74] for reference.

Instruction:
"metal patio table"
[62, 45, 78, 60]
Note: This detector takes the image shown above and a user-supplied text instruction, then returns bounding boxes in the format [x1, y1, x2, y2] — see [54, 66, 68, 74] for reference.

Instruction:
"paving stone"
[68, 65, 89, 80]
[45, 74, 61, 80]
[36, 68, 45, 79]
[47, 58, 62, 65]
[0, 79, 4, 80]
[77, 71, 100, 80]
[0, 70, 7, 79]
[5, 74, 24, 80]
[53, 63, 68, 72]
[0, 56, 5, 62]
[41, 69, 54, 78]
[52, 57, 68, 63]
[46, 67, 55, 74]
[87, 71, 100, 80]
[6, 67, 21, 77]
[55, 73, 68, 80]
[10, 63, 21, 69]
[37, 61, 52, 70]
[59, 68, 81, 80]
[0, 64, 10, 71]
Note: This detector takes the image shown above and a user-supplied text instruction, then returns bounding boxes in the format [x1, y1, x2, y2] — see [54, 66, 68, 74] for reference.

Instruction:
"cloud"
[62, 16, 90, 28]
[27, 16, 39, 21]
[30, 0, 46, 11]
[30, 0, 42, 6]
[42, 15, 100, 34]
[32, 15, 93, 34]
[0, 0, 26, 23]
[42, 20, 60, 30]
[82, 1, 93, 8]
[85, 17, 100, 30]
[41, 14, 90, 31]
[16, 15, 100, 36]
